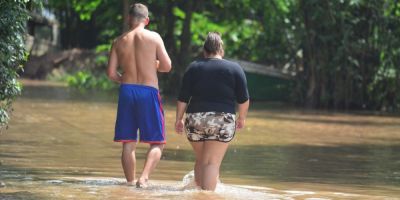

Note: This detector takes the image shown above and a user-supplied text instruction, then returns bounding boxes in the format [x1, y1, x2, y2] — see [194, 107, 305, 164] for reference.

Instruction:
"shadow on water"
[255, 114, 400, 127]
[19, 84, 178, 108]
[0, 192, 46, 200]
[163, 144, 400, 188]
[0, 167, 96, 179]
[20, 85, 119, 103]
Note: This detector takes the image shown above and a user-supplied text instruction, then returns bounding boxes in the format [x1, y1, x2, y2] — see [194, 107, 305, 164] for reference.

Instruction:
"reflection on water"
[1, 80, 400, 199]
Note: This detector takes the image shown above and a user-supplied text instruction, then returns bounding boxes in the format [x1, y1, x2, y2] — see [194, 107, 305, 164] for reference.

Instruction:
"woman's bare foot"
[136, 178, 148, 188]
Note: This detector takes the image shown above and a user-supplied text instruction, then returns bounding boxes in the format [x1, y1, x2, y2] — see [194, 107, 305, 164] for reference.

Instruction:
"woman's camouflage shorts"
[184, 112, 236, 142]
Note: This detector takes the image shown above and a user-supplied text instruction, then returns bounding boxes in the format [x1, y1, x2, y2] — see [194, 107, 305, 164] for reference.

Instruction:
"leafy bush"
[0, 0, 33, 128]
[66, 71, 117, 91]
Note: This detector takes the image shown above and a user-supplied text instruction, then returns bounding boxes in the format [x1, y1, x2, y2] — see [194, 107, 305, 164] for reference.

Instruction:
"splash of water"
[1, 171, 371, 200]
[179, 170, 292, 199]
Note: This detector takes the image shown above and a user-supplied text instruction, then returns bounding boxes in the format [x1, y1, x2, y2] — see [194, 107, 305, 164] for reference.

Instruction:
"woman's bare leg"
[201, 141, 229, 191]
[190, 142, 204, 187]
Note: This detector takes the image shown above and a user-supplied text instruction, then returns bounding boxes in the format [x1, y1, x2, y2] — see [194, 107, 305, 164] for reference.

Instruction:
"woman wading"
[175, 32, 250, 191]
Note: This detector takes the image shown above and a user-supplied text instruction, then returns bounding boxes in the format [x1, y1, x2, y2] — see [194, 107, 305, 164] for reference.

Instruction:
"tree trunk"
[123, 0, 129, 32]
[65, 0, 73, 48]
[166, 0, 194, 94]
[164, 1, 177, 57]
[301, 0, 317, 108]
[178, 0, 194, 69]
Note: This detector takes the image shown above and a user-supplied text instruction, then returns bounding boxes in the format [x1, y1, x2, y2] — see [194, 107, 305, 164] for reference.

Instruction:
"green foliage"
[190, 12, 228, 47]
[0, 0, 34, 128]
[42, 0, 400, 111]
[367, 0, 400, 111]
[72, 0, 102, 20]
[95, 44, 111, 65]
[45, 0, 122, 48]
[95, 44, 111, 53]
[173, 6, 186, 19]
[66, 71, 116, 91]
[291, 0, 400, 110]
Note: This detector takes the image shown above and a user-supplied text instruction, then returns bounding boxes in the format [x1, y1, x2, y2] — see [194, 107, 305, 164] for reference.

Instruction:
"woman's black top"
[178, 58, 249, 114]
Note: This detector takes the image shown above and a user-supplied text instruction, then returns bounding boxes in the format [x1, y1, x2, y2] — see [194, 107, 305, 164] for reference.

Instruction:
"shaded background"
[23, 0, 400, 111]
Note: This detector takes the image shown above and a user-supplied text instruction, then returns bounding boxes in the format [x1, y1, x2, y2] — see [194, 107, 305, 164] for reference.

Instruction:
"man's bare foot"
[126, 181, 135, 186]
[136, 178, 148, 188]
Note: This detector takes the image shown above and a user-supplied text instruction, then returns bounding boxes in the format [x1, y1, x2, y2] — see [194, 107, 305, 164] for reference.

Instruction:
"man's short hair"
[203, 32, 224, 55]
[129, 3, 148, 20]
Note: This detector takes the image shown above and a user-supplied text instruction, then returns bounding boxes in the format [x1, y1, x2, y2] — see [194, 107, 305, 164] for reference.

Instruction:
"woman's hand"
[175, 119, 185, 134]
[236, 118, 245, 130]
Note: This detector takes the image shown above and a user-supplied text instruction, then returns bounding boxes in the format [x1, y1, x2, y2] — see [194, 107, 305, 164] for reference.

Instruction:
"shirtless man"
[107, 3, 171, 188]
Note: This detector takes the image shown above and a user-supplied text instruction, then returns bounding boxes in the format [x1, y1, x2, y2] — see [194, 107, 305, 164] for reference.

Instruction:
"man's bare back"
[107, 26, 171, 89]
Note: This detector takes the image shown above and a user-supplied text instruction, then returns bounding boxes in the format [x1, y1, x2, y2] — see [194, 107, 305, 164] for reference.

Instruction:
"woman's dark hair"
[203, 32, 224, 55]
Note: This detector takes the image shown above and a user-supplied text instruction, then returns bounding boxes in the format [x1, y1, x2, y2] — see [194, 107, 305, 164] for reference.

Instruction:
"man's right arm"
[107, 41, 122, 83]
[155, 33, 172, 72]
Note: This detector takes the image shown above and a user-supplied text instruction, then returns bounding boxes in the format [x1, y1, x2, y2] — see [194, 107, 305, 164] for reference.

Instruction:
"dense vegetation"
[0, 0, 39, 128]
[34, 0, 400, 111]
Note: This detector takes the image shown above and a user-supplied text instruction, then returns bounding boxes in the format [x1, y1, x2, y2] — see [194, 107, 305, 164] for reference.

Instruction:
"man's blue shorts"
[114, 84, 166, 144]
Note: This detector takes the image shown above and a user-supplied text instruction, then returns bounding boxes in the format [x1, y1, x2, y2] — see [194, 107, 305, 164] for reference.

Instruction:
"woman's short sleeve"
[177, 65, 193, 103]
[235, 65, 250, 104]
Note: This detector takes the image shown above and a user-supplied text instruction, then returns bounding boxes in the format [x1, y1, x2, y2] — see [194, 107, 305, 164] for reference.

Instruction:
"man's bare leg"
[122, 142, 137, 185]
[136, 144, 164, 187]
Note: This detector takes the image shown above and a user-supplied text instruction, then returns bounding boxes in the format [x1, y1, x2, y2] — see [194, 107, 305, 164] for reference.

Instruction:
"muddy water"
[1, 80, 400, 199]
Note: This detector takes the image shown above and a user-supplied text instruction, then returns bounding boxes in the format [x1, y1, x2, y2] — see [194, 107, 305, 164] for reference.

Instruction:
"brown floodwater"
[1, 80, 400, 199]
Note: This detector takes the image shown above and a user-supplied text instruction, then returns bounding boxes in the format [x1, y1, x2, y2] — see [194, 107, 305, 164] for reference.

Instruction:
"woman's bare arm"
[236, 99, 249, 129]
[175, 100, 188, 134]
